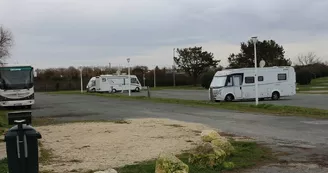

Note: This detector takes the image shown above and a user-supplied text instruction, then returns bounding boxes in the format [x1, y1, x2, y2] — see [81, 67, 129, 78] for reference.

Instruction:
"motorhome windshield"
[210, 76, 227, 87]
[0, 67, 33, 90]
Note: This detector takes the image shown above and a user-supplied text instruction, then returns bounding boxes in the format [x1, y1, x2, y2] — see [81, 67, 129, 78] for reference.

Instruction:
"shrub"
[201, 71, 215, 89]
[296, 69, 313, 85]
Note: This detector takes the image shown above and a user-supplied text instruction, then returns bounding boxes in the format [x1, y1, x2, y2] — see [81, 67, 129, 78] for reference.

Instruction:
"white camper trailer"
[209, 66, 296, 102]
[86, 75, 142, 93]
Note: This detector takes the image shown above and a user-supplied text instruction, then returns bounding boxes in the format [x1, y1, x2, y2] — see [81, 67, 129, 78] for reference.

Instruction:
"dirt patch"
[37, 118, 213, 173]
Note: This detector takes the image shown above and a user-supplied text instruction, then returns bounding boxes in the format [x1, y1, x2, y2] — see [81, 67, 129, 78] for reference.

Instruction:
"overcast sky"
[1, 0, 328, 69]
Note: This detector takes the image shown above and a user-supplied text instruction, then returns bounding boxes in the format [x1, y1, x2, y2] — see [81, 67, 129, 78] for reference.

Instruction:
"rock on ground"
[189, 142, 226, 168]
[155, 153, 189, 173]
[211, 138, 234, 156]
[201, 130, 220, 142]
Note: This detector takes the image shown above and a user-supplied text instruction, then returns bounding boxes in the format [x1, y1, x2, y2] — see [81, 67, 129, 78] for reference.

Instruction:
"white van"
[86, 75, 142, 93]
[209, 66, 296, 101]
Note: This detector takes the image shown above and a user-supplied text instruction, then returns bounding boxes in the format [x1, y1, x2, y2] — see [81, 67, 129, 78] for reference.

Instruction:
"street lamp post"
[79, 66, 83, 93]
[173, 48, 176, 87]
[127, 58, 131, 96]
[251, 36, 259, 105]
[154, 67, 156, 88]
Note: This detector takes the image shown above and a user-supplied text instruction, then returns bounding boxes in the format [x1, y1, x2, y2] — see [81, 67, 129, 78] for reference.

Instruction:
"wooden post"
[210, 87, 214, 102]
[147, 86, 151, 98]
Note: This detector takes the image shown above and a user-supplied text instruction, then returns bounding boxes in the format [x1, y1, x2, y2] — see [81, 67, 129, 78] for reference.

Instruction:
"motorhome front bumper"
[0, 100, 35, 107]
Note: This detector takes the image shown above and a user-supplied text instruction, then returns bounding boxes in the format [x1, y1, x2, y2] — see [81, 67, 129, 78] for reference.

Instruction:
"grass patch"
[0, 158, 8, 173]
[52, 91, 328, 119]
[39, 141, 55, 165]
[297, 77, 328, 92]
[116, 141, 274, 173]
[151, 85, 206, 91]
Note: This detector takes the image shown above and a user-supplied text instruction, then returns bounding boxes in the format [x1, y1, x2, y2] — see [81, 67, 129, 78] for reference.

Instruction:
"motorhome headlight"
[213, 89, 222, 96]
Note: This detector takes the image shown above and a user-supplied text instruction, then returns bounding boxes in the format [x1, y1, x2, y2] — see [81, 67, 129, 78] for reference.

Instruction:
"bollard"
[5, 111, 42, 173]
[147, 86, 151, 98]
[210, 87, 214, 102]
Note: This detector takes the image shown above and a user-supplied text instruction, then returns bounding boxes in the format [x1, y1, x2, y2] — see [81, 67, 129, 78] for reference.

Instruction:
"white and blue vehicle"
[209, 66, 296, 102]
[0, 65, 35, 108]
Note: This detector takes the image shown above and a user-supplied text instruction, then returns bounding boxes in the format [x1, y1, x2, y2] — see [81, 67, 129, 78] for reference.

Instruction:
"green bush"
[296, 69, 313, 85]
[201, 71, 215, 89]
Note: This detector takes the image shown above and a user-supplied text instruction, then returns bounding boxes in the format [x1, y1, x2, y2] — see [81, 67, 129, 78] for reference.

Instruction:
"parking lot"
[132, 89, 328, 110]
[29, 92, 328, 172]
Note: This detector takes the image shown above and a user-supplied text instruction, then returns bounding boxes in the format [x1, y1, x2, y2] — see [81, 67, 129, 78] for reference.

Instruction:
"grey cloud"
[1, 0, 328, 67]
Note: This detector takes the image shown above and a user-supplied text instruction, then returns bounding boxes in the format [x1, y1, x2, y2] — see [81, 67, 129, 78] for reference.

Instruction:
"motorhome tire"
[112, 89, 117, 93]
[272, 92, 280, 100]
[91, 88, 96, 92]
[225, 94, 234, 102]
[135, 87, 140, 92]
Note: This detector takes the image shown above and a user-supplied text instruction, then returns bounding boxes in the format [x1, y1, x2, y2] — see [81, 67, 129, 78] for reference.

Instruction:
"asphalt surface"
[133, 89, 328, 110]
[32, 93, 328, 172]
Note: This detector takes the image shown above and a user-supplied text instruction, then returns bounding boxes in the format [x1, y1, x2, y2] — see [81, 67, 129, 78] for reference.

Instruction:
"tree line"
[1, 25, 328, 91]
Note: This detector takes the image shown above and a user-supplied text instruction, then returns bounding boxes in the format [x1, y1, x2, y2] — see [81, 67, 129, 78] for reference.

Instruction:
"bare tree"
[297, 52, 321, 65]
[0, 26, 13, 65]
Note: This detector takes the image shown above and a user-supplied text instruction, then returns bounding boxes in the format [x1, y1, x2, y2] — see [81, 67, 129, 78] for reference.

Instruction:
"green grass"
[51, 91, 328, 119]
[0, 158, 8, 173]
[151, 85, 206, 90]
[116, 141, 274, 173]
[297, 77, 328, 92]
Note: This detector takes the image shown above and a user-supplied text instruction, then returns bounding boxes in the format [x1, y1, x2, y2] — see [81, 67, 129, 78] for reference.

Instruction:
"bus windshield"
[0, 68, 34, 90]
[210, 76, 227, 87]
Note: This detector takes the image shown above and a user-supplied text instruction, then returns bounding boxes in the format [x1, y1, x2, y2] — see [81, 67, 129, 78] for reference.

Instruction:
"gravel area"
[38, 118, 212, 173]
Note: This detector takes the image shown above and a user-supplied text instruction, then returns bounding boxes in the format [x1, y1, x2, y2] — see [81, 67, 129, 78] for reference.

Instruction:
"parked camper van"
[86, 75, 142, 93]
[209, 66, 296, 101]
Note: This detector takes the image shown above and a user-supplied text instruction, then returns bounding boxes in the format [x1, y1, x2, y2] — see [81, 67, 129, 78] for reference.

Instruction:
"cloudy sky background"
[1, 0, 328, 69]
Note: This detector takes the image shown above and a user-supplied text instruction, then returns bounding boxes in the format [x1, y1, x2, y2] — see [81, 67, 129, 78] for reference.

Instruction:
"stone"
[155, 153, 189, 173]
[200, 130, 220, 142]
[211, 137, 234, 156]
[189, 142, 226, 168]
[94, 168, 117, 173]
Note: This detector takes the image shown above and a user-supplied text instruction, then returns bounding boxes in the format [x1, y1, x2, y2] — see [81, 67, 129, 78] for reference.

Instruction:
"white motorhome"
[209, 66, 296, 101]
[86, 75, 142, 93]
[0, 65, 35, 108]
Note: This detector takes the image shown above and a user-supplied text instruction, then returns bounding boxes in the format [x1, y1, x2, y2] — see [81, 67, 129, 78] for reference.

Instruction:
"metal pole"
[143, 73, 146, 87]
[128, 61, 131, 96]
[173, 48, 176, 87]
[80, 67, 83, 93]
[253, 38, 258, 105]
[154, 67, 156, 88]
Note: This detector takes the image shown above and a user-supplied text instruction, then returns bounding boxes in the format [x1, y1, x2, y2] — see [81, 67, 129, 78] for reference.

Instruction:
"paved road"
[133, 89, 328, 110]
[32, 93, 328, 172]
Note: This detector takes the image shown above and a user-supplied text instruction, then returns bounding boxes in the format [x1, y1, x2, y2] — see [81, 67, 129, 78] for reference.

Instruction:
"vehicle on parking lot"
[86, 74, 142, 93]
[0, 65, 35, 108]
[209, 66, 296, 101]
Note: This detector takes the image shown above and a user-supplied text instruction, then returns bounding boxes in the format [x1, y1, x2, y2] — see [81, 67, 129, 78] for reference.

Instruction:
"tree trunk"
[193, 75, 198, 86]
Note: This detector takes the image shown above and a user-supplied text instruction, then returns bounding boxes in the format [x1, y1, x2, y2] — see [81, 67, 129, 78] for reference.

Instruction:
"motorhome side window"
[245, 77, 254, 83]
[278, 74, 287, 81]
[131, 78, 138, 84]
[102, 78, 106, 82]
[258, 76, 264, 82]
[226, 76, 233, 86]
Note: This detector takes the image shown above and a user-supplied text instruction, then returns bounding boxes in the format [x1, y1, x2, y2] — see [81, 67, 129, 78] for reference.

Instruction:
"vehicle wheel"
[91, 88, 96, 92]
[271, 91, 280, 100]
[225, 94, 234, 102]
[112, 89, 117, 93]
[135, 87, 140, 92]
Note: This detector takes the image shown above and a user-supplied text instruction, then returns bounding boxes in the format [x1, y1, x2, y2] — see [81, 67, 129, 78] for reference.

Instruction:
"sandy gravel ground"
[38, 118, 213, 173]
